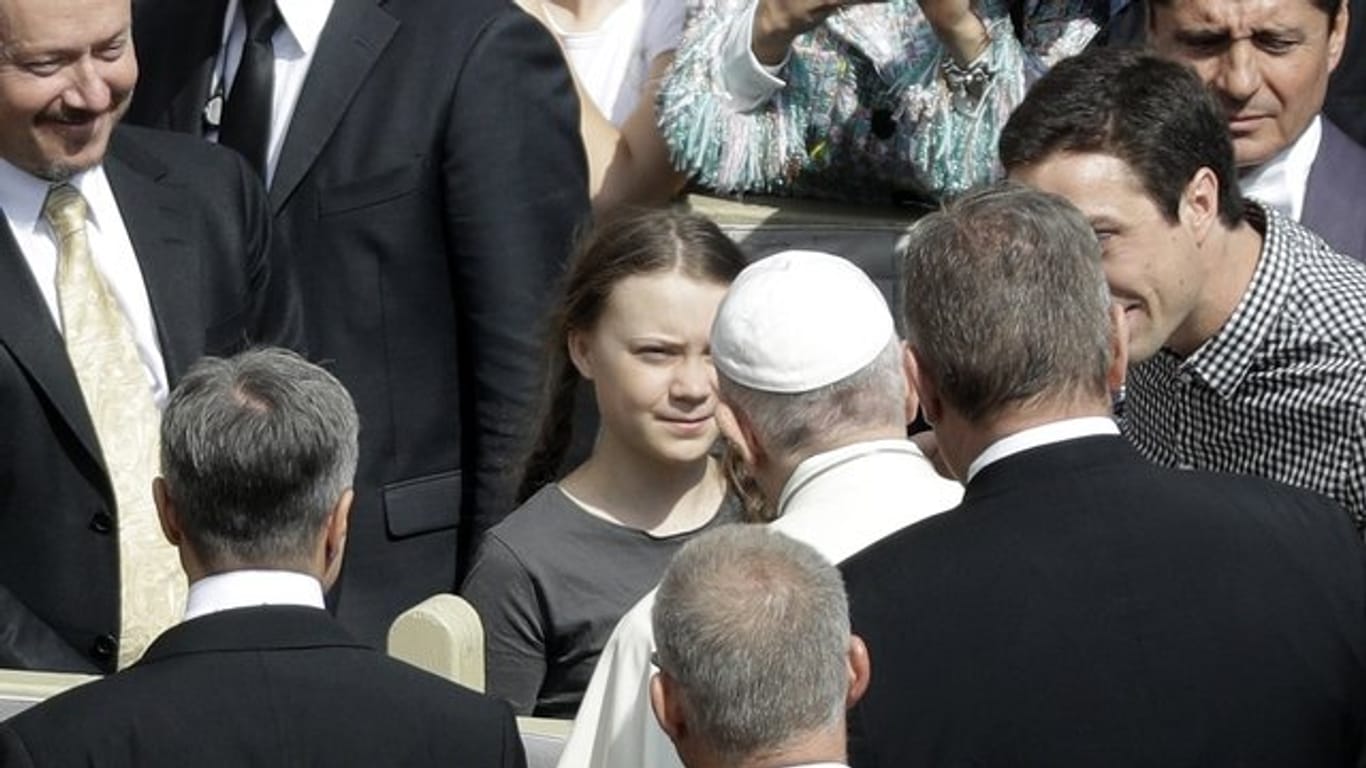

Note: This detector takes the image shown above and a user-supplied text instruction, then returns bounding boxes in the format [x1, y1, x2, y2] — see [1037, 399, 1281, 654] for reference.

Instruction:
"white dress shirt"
[718, 0, 788, 112]
[965, 416, 1120, 483]
[0, 158, 170, 406]
[1240, 115, 1322, 223]
[184, 569, 327, 621]
[210, 0, 335, 185]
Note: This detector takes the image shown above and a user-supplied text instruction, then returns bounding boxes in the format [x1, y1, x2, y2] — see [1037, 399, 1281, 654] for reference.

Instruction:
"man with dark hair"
[1000, 47, 1366, 528]
[842, 183, 1366, 767]
[0, 348, 526, 768]
[651, 526, 867, 768]
[1147, 0, 1366, 259]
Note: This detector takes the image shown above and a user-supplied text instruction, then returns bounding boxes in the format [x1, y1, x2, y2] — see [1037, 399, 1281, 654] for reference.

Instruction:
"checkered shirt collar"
[1176, 201, 1294, 399]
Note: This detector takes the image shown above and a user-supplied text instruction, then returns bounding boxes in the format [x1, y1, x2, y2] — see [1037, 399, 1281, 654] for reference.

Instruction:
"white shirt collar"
[184, 569, 326, 621]
[0, 158, 117, 232]
[0, 158, 54, 233]
[222, 0, 332, 55]
[274, 0, 331, 54]
[1240, 115, 1322, 222]
[966, 416, 1119, 483]
[776, 438, 928, 514]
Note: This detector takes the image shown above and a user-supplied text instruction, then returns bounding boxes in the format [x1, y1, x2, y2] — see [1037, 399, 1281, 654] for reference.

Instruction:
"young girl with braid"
[461, 209, 747, 717]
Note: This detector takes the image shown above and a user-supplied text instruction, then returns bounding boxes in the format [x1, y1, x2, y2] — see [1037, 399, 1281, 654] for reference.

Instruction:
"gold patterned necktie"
[44, 183, 185, 669]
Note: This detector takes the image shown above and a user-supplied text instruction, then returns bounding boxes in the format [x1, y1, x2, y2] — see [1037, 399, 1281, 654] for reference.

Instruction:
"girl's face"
[570, 269, 729, 467]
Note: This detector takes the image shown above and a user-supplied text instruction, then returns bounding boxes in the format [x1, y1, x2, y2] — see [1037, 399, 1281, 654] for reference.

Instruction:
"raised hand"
[914, 0, 991, 65]
[750, 0, 870, 64]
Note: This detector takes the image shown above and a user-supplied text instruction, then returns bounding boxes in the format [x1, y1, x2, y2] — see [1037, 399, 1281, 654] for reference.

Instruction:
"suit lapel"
[104, 131, 201, 383]
[170, 47, 221, 135]
[134, 0, 227, 134]
[269, 0, 397, 212]
[1303, 120, 1366, 258]
[0, 227, 107, 472]
[168, 12, 222, 136]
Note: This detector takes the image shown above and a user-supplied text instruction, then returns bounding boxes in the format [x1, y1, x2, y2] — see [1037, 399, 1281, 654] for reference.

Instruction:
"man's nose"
[64, 58, 113, 112]
[1213, 41, 1263, 105]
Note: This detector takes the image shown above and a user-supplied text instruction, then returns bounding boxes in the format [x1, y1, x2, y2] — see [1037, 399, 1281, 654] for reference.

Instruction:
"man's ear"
[1328, 0, 1348, 73]
[901, 341, 921, 426]
[715, 401, 761, 469]
[154, 477, 183, 547]
[846, 634, 872, 709]
[905, 346, 942, 425]
[1180, 167, 1220, 247]
[567, 329, 595, 381]
[650, 672, 688, 743]
[156, 478, 204, 581]
[320, 489, 354, 591]
[1106, 303, 1130, 396]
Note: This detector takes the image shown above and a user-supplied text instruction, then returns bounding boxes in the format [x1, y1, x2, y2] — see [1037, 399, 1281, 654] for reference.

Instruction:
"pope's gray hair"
[717, 338, 905, 462]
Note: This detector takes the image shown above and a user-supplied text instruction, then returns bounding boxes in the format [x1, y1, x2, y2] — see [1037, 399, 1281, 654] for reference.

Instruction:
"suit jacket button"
[89, 512, 113, 534]
[91, 633, 117, 661]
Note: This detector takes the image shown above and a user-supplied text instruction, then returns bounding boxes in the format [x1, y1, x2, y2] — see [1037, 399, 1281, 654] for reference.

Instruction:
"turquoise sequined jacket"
[659, 0, 1103, 202]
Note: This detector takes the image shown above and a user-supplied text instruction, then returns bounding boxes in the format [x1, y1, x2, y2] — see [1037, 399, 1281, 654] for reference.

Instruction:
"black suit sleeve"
[0, 723, 37, 768]
[442, 7, 590, 554]
[233, 148, 304, 355]
[499, 701, 529, 768]
[0, 585, 95, 673]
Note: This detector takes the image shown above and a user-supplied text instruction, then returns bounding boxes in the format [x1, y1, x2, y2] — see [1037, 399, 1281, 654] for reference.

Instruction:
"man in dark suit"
[1146, 0, 1366, 259]
[125, 0, 591, 648]
[0, 0, 297, 673]
[0, 348, 526, 768]
[842, 184, 1366, 767]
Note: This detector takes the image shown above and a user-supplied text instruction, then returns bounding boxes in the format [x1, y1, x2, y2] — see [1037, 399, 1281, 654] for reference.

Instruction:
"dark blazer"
[1304, 118, 1366, 262]
[1326, 6, 1366, 148]
[0, 605, 526, 767]
[843, 435, 1366, 767]
[0, 125, 298, 674]
[127, 0, 591, 647]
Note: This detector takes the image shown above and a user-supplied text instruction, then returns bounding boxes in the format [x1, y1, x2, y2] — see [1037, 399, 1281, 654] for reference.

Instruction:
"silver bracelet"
[941, 52, 994, 113]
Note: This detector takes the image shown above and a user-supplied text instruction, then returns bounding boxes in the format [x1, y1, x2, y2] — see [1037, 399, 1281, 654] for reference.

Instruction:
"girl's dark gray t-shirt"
[460, 484, 739, 718]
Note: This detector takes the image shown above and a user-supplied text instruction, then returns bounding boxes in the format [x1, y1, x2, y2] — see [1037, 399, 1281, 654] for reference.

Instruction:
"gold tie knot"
[43, 184, 88, 245]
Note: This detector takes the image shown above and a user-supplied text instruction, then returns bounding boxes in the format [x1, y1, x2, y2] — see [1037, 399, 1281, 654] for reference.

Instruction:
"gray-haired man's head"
[899, 183, 1125, 477]
[156, 347, 359, 581]
[650, 525, 869, 768]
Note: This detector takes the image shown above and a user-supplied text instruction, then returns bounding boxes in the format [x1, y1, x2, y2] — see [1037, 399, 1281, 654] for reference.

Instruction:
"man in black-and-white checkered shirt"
[1000, 48, 1366, 529]
[1121, 202, 1366, 527]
